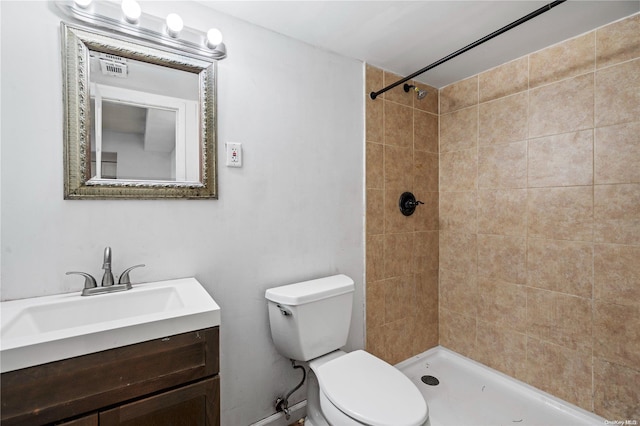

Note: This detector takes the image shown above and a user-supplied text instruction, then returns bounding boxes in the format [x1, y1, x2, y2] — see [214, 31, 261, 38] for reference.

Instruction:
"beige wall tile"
[439, 308, 476, 357]
[476, 321, 527, 380]
[384, 275, 416, 323]
[365, 68, 441, 367]
[529, 32, 595, 88]
[440, 268, 477, 316]
[413, 191, 439, 232]
[440, 148, 478, 191]
[479, 57, 528, 103]
[594, 244, 640, 307]
[528, 130, 594, 187]
[529, 73, 594, 138]
[414, 151, 438, 192]
[439, 231, 477, 275]
[595, 121, 640, 184]
[596, 14, 640, 69]
[366, 142, 384, 189]
[366, 189, 384, 235]
[414, 297, 440, 353]
[383, 71, 413, 106]
[479, 92, 528, 146]
[414, 231, 439, 273]
[594, 301, 640, 370]
[477, 276, 526, 332]
[384, 101, 413, 147]
[366, 279, 385, 329]
[415, 271, 439, 353]
[594, 183, 640, 245]
[384, 232, 414, 279]
[477, 234, 526, 284]
[366, 234, 384, 283]
[414, 110, 438, 153]
[526, 337, 593, 411]
[366, 97, 383, 143]
[527, 186, 593, 242]
[526, 287, 593, 350]
[477, 189, 527, 236]
[439, 191, 477, 233]
[366, 65, 384, 143]
[527, 238, 593, 298]
[366, 324, 386, 360]
[594, 359, 640, 420]
[440, 75, 478, 114]
[416, 270, 439, 301]
[440, 106, 477, 152]
[478, 141, 527, 189]
[595, 58, 640, 128]
[383, 319, 416, 365]
[415, 271, 440, 353]
[384, 145, 413, 189]
[366, 64, 383, 93]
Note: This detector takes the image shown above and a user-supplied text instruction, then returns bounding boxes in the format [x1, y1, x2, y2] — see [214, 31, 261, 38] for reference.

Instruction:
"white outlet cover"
[226, 142, 242, 167]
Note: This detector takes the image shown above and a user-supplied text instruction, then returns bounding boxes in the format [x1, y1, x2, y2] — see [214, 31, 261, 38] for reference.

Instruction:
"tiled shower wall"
[366, 13, 639, 420]
[365, 66, 439, 365]
[438, 13, 639, 419]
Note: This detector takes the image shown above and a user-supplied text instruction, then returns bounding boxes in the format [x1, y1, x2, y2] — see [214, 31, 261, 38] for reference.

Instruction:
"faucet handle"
[66, 272, 97, 290]
[118, 264, 145, 285]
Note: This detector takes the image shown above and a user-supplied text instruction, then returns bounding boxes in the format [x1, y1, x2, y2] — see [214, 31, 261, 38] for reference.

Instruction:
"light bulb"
[165, 13, 184, 38]
[121, 0, 141, 24]
[74, 0, 92, 8]
[206, 28, 223, 48]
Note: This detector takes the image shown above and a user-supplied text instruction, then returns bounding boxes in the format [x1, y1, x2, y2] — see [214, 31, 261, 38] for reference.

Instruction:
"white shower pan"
[397, 346, 606, 426]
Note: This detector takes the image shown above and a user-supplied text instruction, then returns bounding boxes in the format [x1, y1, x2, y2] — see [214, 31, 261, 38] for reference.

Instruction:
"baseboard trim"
[250, 400, 307, 426]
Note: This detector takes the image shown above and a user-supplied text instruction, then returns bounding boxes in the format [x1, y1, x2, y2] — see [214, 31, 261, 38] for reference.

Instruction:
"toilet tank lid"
[265, 274, 354, 306]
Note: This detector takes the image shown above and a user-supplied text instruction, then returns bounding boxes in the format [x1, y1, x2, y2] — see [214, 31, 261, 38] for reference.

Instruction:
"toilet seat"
[313, 350, 428, 426]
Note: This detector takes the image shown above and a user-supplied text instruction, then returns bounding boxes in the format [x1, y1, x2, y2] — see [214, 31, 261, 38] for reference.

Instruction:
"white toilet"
[265, 274, 429, 426]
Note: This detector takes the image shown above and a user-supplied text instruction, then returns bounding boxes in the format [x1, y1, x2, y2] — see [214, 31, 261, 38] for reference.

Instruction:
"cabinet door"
[99, 377, 219, 426]
[58, 414, 99, 425]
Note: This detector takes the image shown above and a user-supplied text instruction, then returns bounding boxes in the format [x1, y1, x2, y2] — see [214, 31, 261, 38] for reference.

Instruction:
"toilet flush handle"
[277, 304, 293, 316]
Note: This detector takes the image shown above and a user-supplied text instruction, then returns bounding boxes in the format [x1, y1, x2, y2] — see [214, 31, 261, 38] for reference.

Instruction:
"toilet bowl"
[308, 350, 429, 426]
[265, 275, 430, 426]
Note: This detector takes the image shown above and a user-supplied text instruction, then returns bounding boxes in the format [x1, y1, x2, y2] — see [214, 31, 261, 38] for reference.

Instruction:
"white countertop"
[1, 277, 220, 373]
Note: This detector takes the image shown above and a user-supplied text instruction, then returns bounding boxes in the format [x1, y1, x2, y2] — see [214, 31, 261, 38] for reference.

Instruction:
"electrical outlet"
[226, 142, 242, 167]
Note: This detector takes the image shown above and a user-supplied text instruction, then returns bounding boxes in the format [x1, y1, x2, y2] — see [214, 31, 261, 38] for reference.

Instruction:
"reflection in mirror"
[90, 101, 179, 181]
[62, 23, 217, 199]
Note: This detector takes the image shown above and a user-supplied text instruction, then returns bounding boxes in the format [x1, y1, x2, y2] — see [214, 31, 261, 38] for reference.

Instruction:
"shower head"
[403, 83, 428, 100]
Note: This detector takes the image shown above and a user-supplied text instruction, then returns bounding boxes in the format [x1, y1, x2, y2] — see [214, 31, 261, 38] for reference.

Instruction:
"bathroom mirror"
[61, 22, 217, 199]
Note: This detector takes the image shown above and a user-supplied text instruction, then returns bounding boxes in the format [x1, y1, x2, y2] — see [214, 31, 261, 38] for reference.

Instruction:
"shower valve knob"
[399, 192, 424, 216]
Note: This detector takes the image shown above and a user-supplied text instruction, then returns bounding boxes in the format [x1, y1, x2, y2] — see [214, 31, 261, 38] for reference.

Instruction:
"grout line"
[590, 43, 597, 410]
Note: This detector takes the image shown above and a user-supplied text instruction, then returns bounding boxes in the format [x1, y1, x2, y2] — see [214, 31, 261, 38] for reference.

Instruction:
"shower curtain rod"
[369, 0, 566, 100]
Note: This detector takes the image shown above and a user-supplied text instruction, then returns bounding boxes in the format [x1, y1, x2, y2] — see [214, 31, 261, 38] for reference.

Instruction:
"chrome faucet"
[66, 246, 145, 296]
[102, 247, 115, 287]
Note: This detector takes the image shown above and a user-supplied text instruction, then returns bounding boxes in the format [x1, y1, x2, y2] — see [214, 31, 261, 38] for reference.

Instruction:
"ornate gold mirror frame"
[62, 23, 217, 199]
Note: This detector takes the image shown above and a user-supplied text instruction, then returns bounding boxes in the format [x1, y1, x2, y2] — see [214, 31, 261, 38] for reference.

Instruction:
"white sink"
[0, 278, 221, 373]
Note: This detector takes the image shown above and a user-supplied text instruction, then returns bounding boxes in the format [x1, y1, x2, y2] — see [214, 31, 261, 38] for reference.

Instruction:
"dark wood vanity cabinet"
[1, 327, 220, 426]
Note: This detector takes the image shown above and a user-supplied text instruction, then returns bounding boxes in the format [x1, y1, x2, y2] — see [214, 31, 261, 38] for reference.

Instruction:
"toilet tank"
[265, 274, 355, 361]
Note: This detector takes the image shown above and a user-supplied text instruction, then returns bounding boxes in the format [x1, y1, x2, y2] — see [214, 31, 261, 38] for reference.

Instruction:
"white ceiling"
[197, 1, 639, 88]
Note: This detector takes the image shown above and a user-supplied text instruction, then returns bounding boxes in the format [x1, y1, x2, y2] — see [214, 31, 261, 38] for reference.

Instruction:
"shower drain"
[421, 375, 440, 386]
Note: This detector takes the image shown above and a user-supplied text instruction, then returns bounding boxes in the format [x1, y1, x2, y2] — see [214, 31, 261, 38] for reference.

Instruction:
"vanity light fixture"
[206, 28, 223, 49]
[121, 0, 141, 24]
[165, 13, 184, 38]
[55, 0, 227, 60]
